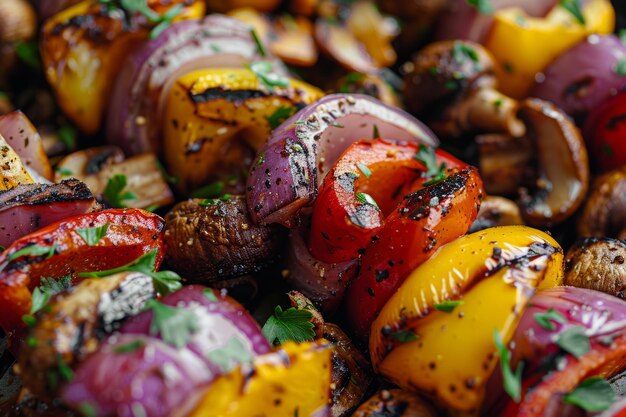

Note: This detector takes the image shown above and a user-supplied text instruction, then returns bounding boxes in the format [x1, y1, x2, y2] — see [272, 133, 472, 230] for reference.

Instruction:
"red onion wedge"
[0, 111, 53, 181]
[435, 0, 557, 43]
[246, 94, 438, 227]
[63, 286, 270, 417]
[107, 15, 285, 156]
[285, 227, 357, 313]
[0, 179, 97, 248]
[531, 35, 626, 118]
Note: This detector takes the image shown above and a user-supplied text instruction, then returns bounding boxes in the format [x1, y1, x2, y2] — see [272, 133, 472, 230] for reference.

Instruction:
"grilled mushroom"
[352, 389, 438, 417]
[17, 273, 155, 400]
[469, 196, 524, 233]
[518, 99, 589, 228]
[164, 196, 280, 285]
[578, 166, 626, 239]
[476, 133, 533, 195]
[403, 40, 525, 138]
[564, 237, 626, 299]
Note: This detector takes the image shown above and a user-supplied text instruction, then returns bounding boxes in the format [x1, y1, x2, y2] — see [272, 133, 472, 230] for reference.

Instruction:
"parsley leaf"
[560, 0, 586, 25]
[390, 329, 419, 343]
[9, 244, 57, 262]
[563, 377, 615, 412]
[190, 180, 224, 199]
[78, 249, 182, 296]
[103, 174, 137, 208]
[373, 124, 380, 139]
[206, 337, 253, 372]
[466, 0, 493, 15]
[357, 163, 372, 178]
[15, 41, 41, 71]
[555, 325, 590, 358]
[494, 329, 524, 403]
[452, 42, 480, 66]
[620, 29, 626, 45]
[24, 275, 73, 323]
[434, 300, 464, 313]
[356, 192, 380, 211]
[262, 306, 315, 346]
[58, 122, 77, 150]
[149, 3, 183, 39]
[245, 61, 290, 92]
[76, 223, 109, 246]
[267, 106, 296, 130]
[29, 287, 50, 316]
[113, 339, 145, 354]
[533, 308, 567, 331]
[146, 299, 199, 348]
[615, 57, 626, 76]
[415, 145, 448, 186]
[250, 29, 267, 57]
[55, 167, 74, 176]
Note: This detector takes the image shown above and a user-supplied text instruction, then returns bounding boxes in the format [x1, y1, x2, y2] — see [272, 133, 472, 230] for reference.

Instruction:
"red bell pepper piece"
[498, 335, 626, 417]
[343, 165, 484, 339]
[0, 208, 165, 348]
[584, 92, 626, 172]
[309, 139, 466, 264]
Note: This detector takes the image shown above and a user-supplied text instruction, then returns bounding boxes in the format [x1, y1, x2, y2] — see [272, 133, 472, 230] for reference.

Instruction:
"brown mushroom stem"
[451, 88, 526, 137]
[578, 166, 626, 238]
[476, 133, 533, 195]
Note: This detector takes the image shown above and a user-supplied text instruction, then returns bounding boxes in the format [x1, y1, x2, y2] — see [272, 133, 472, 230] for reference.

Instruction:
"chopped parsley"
[76, 223, 110, 246]
[245, 61, 290, 92]
[104, 174, 137, 208]
[372, 124, 380, 139]
[415, 144, 448, 186]
[79, 249, 182, 296]
[452, 42, 480, 66]
[563, 377, 615, 412]
[58, 122, 77, 150]
[560, 0, 586, 25]
[357, 163, 372, 178]
[494, 329, 524, 403]
[146, 299, 199, 348]
[23, 274, 74, 324]
[55, 167, 74, 176]
[390, 329, 419, 343]
[356, 192, 380, 210]
[8, 243, 57, 262]
[267, 106, 296, 130]
[199, 194, 232, 206]
[533, 308, 567, 331]
[191, 180, 224, 199]
[149, 4, 183, 39]
[250, 29, 267, 57]
[15, 41, 41, 71]
[206, 337, 253, 372]
[113, 339, 145, 354]
[262, 305, 315, 346]
[614, 56, 626, 76]
[620, 29, 626, 45]
[466, 0, 493, 15]
[555, 325, 590, 358]
[434, 300, 464, 313]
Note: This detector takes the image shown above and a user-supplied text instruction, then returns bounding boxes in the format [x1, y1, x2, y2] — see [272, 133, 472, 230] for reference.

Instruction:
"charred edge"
[285, 138, 314, 197]
[0, 179, 94, 207]
[403, 169, 471, 220]
[190, 88, 268, 104]
[97, 274, 155, 336]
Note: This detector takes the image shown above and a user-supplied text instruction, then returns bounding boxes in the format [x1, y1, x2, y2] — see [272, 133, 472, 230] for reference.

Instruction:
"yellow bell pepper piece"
[187, 341, 333, 417]
[41, 0, 205, 134]
[0, 135, 34, 190]
[163, 68, 323, 192]
[370, 226, 564, 414]
[484, 0, 614, 98]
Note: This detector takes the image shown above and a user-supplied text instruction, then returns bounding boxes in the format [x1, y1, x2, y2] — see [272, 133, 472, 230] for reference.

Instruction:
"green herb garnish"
[245, 61, 290, 92]
[267, 106, 296, 130]
[76, 223, 109, 246]
[357, 163, 372, 178]
[79, 249, 182, 296]
[190, 180, 224, 199]
[533, 308, 567, 331]
[494, 329, 524, 403]
[555, 325, 590, 358]
[356, 192, 380, 210]
[205, 337, 253, 372]
[466, 0, 493, 14]
[415, 144, 448, 186]
[58, 123, 77, 150]
[250, 29, 267, 57]
[104, 174, 137, 208]
[390, 329, 419, 343]
[560, 0, 586, 25]
[113, 339, 145, 354]
[15, 41, 41, 71]
[615, 56, 626, 76]
[146, 299, 199, 348]
[434, 300, 464, 313]
[262, 305, 315, 346]
[563, 377, 615, 412]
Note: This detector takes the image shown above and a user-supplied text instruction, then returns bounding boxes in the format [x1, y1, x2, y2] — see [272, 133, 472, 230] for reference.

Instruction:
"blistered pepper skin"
[0, 209, 165, 349]
[370, 226, 564, 414]
[163, 68, 323, 193]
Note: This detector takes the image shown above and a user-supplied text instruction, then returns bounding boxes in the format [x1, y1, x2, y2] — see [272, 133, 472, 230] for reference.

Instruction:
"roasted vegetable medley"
[1, 0, 626, 416]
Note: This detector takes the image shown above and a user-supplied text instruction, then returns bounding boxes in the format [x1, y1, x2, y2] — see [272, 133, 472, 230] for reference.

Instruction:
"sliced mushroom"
[323, 323, 372, 417]
[469, 196, 524, 233]
[55, 149, 174, 211]
[578, 166, 626, 239]
[476, 133, 533, 195]
[403, 40, 525, 138]
[564, 237, 626, 299]
[351, 389, 438, 417]
[17, 272, 155, 400]
[315, 19, 379, 74]
[164, 196, 280, 285]
[518, 99, 589, 228]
